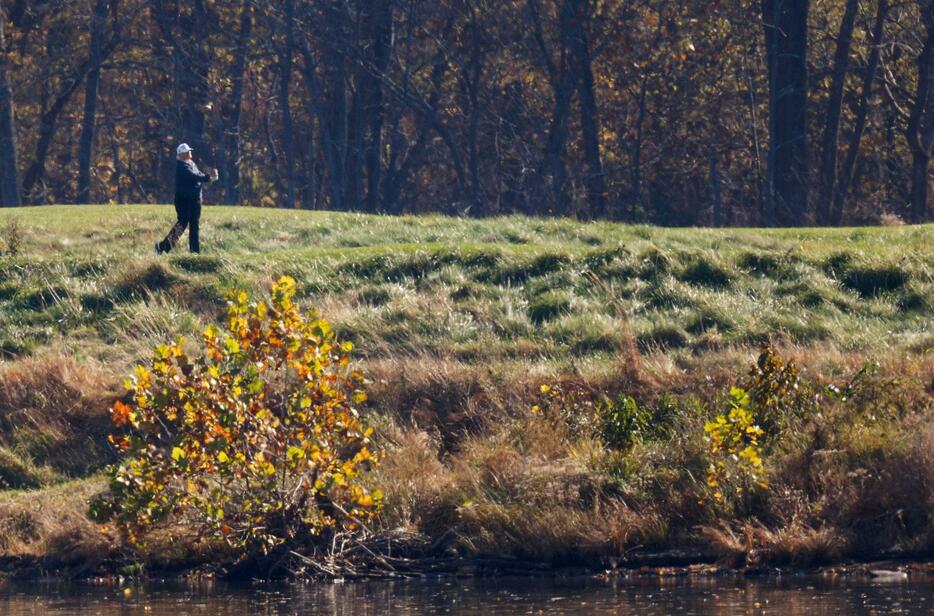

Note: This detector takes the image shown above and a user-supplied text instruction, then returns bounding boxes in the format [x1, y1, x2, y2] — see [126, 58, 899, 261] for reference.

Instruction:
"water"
[0, 573, 931, 615]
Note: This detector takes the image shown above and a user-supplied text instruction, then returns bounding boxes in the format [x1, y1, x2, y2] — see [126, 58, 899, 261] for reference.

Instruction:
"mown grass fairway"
[1, 205, 931, 364]
[0, 205, 932, 573]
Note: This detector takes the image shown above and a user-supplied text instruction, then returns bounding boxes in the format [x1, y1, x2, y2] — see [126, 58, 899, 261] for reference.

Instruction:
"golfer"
[156, 143, 218, 254]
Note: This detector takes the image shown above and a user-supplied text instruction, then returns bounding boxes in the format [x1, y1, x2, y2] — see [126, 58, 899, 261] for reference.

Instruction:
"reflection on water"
[0, 573, 931, 615]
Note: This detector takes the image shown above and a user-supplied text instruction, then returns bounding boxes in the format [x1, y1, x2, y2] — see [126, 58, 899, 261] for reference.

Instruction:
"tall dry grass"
[0, 477, 113, 569]
[366, 344, 933, 566]
[0, 355, 115, 480]
[0, 339, 930, 570]
[699, 522, 846, 568]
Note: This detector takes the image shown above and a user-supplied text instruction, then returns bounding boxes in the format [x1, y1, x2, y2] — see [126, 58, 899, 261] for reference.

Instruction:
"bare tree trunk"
[907, 1, 933, 223]
[528, 0, 571, 216]
[222, 3, 251, 205]
[816, 0, 859, 224]
[328, 58, 350, 210]
[299, 42, 345, 212]
[710, 157, 723, 227]
[77, 0, 111, 204]
[542, 78, 572, 215]
[108, 118, 123, 203]
[362, 0, 392, 212]
[833, 0, 889, 224]
[302, 120, 318, 209]
[741, 49, 765, 220]
[763, 0, 776, 225]
[278, 0, 296, 208]
[463, 7, 483, 212]
[346, 94, 364, 211]
[310, 1, 351, 211]
[297, 2, 344, 211]
[763, 0, 809, 226]
[564, 0, 606, 218]
[628, 77, 647, 218]
[343, 2, 368, 211]
[0, 13, 19, 207]
[883, 93, 898, 206]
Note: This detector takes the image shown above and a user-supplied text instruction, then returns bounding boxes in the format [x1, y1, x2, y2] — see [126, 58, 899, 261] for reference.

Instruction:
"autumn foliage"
[704, 387, 767, 502]
[91, 276, 381, 554]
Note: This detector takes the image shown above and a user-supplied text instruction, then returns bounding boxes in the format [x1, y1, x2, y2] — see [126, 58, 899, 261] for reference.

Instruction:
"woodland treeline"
[0, 0, 931, 225]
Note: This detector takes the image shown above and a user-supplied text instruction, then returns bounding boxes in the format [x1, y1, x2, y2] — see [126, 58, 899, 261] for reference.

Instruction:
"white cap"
[176, 143, 193, 155]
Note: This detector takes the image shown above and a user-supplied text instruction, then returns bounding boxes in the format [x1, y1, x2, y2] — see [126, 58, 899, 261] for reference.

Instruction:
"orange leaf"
[111, 401, 132, 427]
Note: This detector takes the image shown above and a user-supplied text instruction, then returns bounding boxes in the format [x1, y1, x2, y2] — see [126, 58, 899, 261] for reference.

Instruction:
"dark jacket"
[174, 159, 212, 209]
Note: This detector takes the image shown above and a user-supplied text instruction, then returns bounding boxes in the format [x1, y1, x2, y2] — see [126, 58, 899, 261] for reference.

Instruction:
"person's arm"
[179, 161, 211, 183]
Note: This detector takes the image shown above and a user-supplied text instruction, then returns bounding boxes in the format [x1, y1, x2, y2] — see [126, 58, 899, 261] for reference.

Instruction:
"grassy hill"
[1, 205, 931, 362]
[0, 205, 932, 573]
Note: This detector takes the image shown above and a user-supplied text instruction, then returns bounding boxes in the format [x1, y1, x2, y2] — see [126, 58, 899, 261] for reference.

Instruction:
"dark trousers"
[159, 203, 201, 253]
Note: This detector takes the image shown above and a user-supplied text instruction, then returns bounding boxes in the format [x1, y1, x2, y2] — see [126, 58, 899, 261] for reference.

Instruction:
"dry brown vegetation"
[699, 522, 847, 568]
[363, 346, 934, 568]
[0, 344, 930, 573]
[0, 478, 113, 569]
[0, 356, 115, 486]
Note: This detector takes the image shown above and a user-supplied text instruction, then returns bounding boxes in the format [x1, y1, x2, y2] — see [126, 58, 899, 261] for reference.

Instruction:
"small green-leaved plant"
[598, 395, 650, 451]
[744, 346, 815, 435]
[704, 387, 766, 502]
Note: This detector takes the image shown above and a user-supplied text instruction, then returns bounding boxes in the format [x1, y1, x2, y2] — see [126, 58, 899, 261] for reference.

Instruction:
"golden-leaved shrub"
[91, 276, 381, 555]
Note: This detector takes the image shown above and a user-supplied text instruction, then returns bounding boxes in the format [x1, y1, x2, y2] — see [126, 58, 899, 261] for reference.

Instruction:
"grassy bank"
[0, 205, 931, 575]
